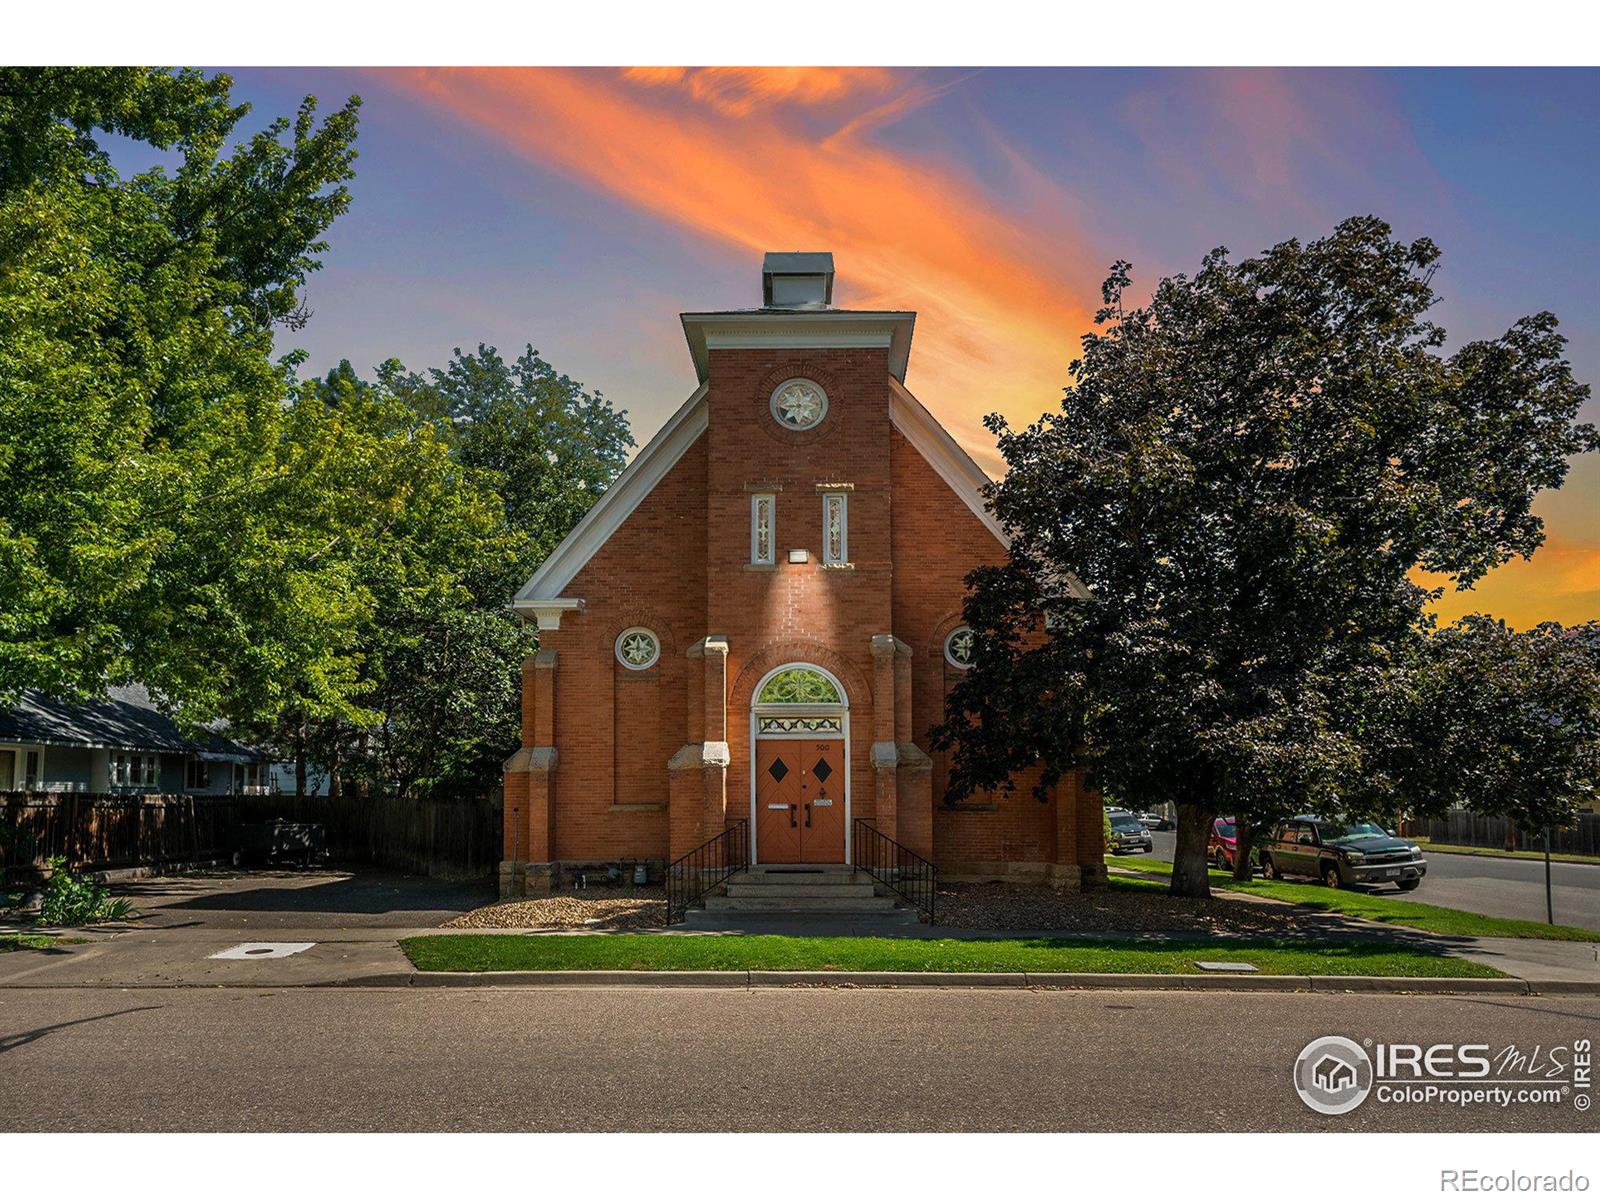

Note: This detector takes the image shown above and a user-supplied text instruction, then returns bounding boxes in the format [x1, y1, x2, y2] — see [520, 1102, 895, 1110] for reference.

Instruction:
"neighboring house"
[501, 252, 1106, 898]
[0, 685, 270, 796]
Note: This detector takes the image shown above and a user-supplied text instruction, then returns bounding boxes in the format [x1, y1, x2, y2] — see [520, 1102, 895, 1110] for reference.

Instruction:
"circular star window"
[615, 627, 661, 671]
[944, 625, 976, 670]
[770, 378, 828, 431]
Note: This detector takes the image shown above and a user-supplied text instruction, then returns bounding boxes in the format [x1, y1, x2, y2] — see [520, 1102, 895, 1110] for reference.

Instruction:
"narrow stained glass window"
[822, 492, 847, 565]
[751, 494, 775, 565]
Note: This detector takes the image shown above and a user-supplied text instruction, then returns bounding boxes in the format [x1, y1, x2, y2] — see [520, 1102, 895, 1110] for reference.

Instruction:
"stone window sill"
[609, 803, 666, 812]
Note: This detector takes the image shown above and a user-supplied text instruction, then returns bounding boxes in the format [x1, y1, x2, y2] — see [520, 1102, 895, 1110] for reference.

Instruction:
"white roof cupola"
[762, 251, 835, 309]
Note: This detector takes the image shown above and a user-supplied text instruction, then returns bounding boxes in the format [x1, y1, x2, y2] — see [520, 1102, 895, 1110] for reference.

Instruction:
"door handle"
[804, 803, 812, 827]
[789, 805, 798, 828]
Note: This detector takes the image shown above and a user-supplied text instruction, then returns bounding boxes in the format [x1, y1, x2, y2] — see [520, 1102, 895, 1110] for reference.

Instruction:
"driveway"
[108, 868, 495, 931]
[0, 868, 495, 989]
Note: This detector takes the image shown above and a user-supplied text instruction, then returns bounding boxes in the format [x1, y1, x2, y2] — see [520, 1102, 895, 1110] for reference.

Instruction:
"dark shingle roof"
[0, 685, 264, 761]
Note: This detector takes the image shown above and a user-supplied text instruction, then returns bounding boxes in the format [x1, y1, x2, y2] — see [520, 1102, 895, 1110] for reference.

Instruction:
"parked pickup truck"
[1258, 816, 1426, 891]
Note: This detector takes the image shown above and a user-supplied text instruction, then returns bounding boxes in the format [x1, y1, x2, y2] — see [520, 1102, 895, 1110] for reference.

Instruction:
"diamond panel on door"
[800, 739, 846, 863]
[755, 742, 802, 863]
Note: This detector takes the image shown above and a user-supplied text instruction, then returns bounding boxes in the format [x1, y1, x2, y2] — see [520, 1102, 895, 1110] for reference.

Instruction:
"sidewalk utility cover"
[210, 942, 316, 960]
[1194, 961, 1259, 972]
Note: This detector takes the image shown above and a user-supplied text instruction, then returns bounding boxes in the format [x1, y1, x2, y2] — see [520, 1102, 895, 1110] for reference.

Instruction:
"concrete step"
[744, 863, 858, 876]
[725, 881, 877, 899]
[703, 894, 902, 913]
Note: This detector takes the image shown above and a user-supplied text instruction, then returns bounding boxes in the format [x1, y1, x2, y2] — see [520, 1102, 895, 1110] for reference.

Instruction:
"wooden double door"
[754, 738, 846, 863]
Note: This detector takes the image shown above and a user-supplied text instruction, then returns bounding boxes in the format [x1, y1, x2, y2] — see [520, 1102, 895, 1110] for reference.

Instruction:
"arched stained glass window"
[757, 666, 842, 705]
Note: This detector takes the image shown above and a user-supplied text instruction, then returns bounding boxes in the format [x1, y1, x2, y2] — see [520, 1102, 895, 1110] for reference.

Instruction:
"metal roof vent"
[762, 251, 834, 310]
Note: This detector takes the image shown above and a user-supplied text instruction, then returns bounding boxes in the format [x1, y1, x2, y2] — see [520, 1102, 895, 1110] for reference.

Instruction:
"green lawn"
[0, 933, 85, 953]
[1106, 856, 1600, 942]
[399, 933, 1503, 978]
[1412, 838, 1600, 866]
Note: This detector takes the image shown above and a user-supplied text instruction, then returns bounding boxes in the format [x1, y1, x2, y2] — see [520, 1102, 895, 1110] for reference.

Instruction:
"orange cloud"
[620, 66, 897, 116]
[1428, 531, 1600, 629]
[385, 67, 1102, 468]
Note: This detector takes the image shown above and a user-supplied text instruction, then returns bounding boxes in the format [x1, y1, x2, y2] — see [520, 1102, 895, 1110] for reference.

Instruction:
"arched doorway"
[749, 663, 850, 864]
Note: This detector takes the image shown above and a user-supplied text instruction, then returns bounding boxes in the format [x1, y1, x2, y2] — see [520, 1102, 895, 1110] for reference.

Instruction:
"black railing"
[666, 819, 749, 924]
[852, 818, 937, 923]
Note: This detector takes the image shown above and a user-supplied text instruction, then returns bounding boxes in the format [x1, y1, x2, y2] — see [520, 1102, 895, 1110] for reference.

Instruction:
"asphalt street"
[1131, 832, 1600, 930]
[2, 985, 1594, 1132]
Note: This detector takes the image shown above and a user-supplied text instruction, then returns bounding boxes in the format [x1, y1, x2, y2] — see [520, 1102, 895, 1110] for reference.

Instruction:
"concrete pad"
[0, 933, 416, 988]
[210, 942, 315, 960]
[1456, 936, 1600, 983]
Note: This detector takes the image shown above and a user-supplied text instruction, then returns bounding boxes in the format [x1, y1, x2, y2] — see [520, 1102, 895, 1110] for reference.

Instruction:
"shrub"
[38, 857, 132, 925]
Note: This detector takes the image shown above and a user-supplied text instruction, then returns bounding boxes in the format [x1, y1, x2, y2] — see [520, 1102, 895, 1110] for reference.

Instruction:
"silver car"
[1107, 812, 1153, 854]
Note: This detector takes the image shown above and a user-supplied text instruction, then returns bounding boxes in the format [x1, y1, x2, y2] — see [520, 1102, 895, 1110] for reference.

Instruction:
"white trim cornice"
[681, 310, 915, 383]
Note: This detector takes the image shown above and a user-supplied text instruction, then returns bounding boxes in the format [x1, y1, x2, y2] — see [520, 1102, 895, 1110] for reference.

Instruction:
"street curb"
[372, 970, 1599, 995]
[4, 972, 1594, 994]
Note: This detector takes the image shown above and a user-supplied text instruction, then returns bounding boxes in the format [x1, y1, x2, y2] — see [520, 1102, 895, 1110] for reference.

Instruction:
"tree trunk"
[328, 740, 343, 801]
[1232, 814, 1254, 882]
[1170, 801, 1214, 898]
[294, 725, 307, 801]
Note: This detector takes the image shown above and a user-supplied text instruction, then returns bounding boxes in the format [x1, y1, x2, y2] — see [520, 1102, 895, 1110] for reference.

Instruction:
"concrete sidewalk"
[5, 919, 1598, 993]
[3, 865, 1595, 992]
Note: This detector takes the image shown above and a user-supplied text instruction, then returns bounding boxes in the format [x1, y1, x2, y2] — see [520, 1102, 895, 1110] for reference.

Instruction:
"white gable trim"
[888, 378, 1091, 601]
[513, 383, 708, 616]
[888, 378, 1010, 550]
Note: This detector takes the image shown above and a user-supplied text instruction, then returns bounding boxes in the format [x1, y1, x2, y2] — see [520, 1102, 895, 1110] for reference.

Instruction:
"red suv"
[1208, 817, 1240, 871]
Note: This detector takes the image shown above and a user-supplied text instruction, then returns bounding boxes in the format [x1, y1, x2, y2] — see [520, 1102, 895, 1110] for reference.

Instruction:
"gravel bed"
[444, 878, 1317, 938]
[935, 880, 1310, 936]
[445, 886, 666, 930]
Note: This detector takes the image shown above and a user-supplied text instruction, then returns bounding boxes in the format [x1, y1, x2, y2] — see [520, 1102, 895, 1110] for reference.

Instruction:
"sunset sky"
[215, 67, 1597, 627]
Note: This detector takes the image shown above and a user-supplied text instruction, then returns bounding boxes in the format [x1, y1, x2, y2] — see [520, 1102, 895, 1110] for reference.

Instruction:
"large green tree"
[0, 67, 365, 724]
[378, 343, 634, 575]
[1361, 616, 1600, 836]
[935, 217, 1597, 896]
[260, 350, 633, 802]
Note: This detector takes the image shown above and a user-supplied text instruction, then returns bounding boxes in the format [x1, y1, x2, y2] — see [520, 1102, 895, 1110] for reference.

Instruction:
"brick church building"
[500, 253, 1106, 899]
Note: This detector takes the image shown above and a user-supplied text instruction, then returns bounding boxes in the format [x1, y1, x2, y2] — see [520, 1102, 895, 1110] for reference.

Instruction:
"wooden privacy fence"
[238, 792, 502, 879]
[1408, 809, 1599, 856]
[2, 790, 501, 880]
[0, 793, 240, 878]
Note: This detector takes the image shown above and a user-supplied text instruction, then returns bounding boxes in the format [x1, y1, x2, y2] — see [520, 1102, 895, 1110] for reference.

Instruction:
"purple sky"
[209, 67, 1598, 626]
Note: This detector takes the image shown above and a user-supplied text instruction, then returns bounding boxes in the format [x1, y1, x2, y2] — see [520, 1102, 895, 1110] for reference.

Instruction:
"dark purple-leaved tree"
[935, 217, 1597, 897]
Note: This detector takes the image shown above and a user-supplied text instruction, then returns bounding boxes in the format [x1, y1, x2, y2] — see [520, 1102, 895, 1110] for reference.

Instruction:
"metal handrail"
[852, 818, 937, 923]
[665, 818, 749, 923]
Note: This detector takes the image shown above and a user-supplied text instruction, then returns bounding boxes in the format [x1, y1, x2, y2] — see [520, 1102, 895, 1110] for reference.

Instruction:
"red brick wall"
[514, 347, 1100, 873]
[532, 436, 706, 862]
[705, 349, 894, 842]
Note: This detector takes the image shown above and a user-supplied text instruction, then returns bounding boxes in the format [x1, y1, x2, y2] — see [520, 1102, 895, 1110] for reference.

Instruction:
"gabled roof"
[0, 685, 265, 761]
[513, 382, 709, 616]
[510, 374, 1066, 620]
[887, 377, 1010, 552]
